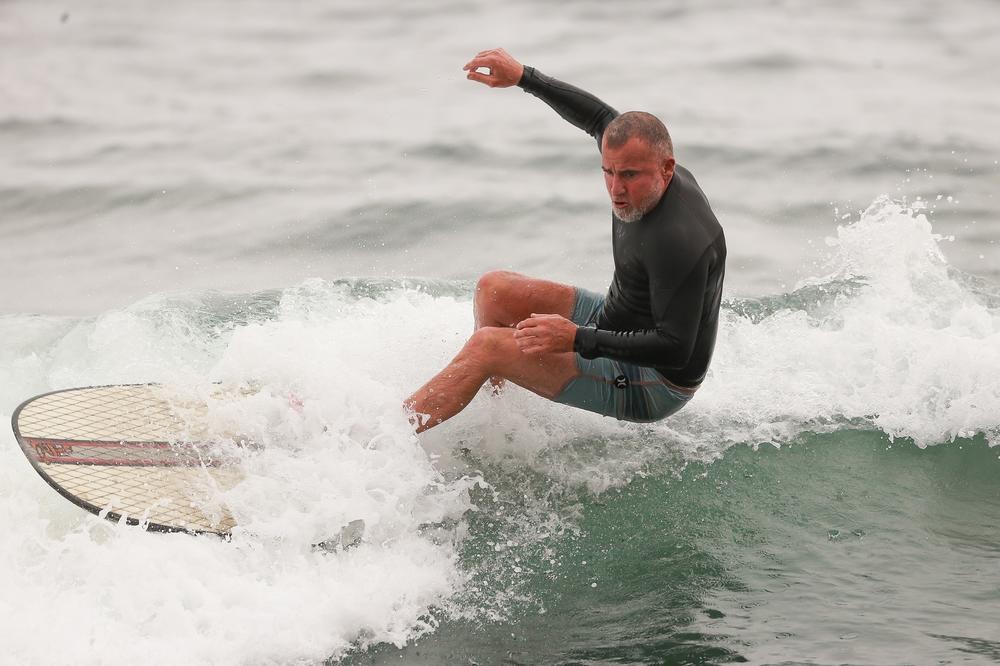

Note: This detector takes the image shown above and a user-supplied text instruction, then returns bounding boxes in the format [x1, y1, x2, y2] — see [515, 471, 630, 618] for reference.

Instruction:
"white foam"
[691, 197, 1000, 450]
[0, 285, 482, 665]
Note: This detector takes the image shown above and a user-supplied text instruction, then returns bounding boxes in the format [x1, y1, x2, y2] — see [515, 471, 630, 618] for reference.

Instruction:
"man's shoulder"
[668, 166, 718, 220]
[655, 165, 723, 242]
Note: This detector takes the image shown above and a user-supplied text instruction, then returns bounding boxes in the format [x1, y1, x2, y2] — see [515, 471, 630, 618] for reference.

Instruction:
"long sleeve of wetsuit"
[574, 240, 718, 373]
[517, 66, 619, 148]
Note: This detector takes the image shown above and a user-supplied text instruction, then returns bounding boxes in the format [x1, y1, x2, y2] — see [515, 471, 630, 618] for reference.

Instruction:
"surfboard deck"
[11, 384, 247, 536]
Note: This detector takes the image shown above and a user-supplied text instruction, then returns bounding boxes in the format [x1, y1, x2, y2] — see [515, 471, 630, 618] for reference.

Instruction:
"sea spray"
[0, 286, 486, 665]
[687, 197, 1000, 450]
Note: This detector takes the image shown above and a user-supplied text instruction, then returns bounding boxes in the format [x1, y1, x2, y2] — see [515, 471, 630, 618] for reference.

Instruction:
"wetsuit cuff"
[516, 65, 537, 90]
[573, 324, 599, 359]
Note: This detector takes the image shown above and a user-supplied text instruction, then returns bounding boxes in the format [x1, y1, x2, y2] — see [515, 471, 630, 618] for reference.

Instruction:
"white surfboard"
[12, 384, 247, 535]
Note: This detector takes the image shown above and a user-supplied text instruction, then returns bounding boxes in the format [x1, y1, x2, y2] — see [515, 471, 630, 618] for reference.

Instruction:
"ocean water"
[2, 1, 999, 664]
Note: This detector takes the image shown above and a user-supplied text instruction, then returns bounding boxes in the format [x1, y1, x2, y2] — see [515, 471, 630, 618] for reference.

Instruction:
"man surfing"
[405, 48, 726, 433]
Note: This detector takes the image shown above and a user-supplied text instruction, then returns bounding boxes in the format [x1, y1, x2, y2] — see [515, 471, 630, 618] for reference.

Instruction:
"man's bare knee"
[465, 326, 517, 376]
[476, 270, 521, 302]
[475, 270, 523, 327]
[466, 326, 576, 399]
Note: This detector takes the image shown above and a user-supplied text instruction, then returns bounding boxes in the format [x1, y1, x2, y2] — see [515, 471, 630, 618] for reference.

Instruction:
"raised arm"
[463, 48, 619, 148]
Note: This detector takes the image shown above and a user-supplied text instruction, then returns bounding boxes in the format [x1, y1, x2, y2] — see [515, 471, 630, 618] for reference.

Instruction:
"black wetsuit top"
[518, 66, 727, 388]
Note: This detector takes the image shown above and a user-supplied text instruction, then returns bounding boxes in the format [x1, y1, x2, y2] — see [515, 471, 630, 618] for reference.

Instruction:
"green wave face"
[351, 430, 1000, 664]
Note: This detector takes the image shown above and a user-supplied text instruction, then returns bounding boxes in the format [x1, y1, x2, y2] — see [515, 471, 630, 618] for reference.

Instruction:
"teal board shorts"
[553, 288, 696, 422]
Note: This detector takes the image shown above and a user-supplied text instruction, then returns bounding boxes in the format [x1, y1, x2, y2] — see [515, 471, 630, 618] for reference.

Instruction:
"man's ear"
[662, 156, 676, 181]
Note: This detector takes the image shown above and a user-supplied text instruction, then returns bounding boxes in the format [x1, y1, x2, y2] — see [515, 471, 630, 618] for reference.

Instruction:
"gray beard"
[612, 206, 644, 224]
[611, 190, 665, 224]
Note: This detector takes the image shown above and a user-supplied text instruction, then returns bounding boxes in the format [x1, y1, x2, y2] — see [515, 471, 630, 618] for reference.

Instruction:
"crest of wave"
[693, 196, 1000, 449]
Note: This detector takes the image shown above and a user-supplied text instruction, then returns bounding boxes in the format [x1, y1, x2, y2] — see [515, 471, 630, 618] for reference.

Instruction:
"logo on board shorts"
[614, 374, 629, 389]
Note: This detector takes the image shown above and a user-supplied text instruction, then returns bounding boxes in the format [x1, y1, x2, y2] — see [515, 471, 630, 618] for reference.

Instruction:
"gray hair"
[603, 111, 673, 159]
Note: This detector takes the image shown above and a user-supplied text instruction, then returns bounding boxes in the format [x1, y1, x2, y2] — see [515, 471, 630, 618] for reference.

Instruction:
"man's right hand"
[462, 48, 524, 88]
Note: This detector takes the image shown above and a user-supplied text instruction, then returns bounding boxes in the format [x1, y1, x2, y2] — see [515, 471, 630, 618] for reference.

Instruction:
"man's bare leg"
[404, 326, 578, 433]
[472, 271, 576, 392]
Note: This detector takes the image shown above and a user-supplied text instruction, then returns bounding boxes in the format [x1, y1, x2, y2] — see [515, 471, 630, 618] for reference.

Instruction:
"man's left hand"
[514, 314, 576, 354]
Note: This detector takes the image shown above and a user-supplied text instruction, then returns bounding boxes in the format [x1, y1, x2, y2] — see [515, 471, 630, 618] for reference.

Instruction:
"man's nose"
[611, 175, 626, 195]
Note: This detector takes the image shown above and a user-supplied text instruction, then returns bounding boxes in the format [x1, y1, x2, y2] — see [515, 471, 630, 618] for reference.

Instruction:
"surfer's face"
[601, 136, 674, 223]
